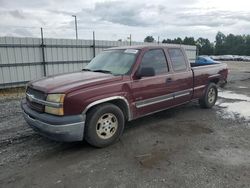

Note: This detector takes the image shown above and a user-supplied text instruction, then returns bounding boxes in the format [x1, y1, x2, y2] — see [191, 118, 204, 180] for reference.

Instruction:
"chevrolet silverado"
[21, 45, 228, 147]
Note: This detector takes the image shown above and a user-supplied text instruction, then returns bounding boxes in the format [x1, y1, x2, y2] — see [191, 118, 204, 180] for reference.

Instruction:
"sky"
[0, 0, 250, 42]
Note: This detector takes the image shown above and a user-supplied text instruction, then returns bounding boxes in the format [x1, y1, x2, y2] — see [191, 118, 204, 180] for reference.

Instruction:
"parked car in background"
[21, 45, 228, 147]
[210, 55, 250, 61]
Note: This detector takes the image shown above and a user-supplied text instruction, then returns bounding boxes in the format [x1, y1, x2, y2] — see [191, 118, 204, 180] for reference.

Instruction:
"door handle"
[166, 78, 172, 83]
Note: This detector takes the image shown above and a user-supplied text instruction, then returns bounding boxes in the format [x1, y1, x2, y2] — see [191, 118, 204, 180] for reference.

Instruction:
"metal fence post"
[40, 27, 46, 76]
[93, 31, 96, 58]
[129, 34, 132, 46]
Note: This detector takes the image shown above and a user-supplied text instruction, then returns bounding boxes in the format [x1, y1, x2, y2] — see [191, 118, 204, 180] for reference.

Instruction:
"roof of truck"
[107, 45, 183, 50]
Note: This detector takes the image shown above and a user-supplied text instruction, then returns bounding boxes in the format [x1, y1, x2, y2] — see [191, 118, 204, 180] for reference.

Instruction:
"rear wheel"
[199, 83, 218, 108]
[84, 103, 125, 148]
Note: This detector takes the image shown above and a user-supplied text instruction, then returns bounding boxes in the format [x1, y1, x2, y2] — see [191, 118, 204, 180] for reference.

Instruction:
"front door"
[131, 49, 176, 118]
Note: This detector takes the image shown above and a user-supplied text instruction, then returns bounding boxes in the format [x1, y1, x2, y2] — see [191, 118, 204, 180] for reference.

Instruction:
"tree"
[244, 35, 250, 55]
[224, 34, 245, 55]
[215, 31, 226, 46]
[144, 36, 155, 42]
[215, 31, 226, 55]
[161, 32, 250, 56]
[214, 32, 249, 55]
[183, 37, 196, 45]
[196, 38, 214, 55]
[173, 37, 183, 44]
[162, 39, 173, 43]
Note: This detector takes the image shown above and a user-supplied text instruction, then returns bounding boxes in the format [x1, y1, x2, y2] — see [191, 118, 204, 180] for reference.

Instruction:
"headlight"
[46, 94, 65, 103]
[45, 94, 65, 116]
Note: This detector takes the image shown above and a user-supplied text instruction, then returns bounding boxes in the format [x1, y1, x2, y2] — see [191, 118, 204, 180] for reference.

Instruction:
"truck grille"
[26, 87, 47, 112]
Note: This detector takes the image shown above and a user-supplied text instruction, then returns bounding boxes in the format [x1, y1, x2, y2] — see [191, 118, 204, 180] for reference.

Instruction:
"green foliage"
[161, 31, 250, 56]
[215, 32, 249, 55]
[196, 37, 214, 55]
[183, 37, 196, 45]
[245, 35, 250, 55]
[144, 36, 155, 42]
[162, 37, 182, 44]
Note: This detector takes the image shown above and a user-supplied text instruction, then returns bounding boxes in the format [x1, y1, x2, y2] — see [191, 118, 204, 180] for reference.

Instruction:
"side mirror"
[136, 67, 155, 78]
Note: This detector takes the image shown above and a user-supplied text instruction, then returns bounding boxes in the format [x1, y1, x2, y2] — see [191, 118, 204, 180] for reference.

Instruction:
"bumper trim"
[24, 112, 85, 128]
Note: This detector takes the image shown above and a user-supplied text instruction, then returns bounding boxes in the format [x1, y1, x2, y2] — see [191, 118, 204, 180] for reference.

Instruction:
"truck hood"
[29, 71, 122, 93]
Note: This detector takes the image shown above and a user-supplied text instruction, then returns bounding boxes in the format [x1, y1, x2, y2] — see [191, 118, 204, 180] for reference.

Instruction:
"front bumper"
[21, 99, 85, 142]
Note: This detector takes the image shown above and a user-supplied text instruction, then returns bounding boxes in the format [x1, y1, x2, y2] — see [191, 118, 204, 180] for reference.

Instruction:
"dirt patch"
[135, 150, 170, 168]
[0, 87, 25, 100]
[187, 123, 214, 134]
[151, 120, 213, 136]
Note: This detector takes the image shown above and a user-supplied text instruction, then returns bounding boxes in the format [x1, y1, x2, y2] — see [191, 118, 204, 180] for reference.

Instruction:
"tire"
[84, 103, 125, 148]
[199, 83, 218, 108]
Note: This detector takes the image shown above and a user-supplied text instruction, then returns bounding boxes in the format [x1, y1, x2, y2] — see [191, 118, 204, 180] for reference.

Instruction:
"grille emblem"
[27, 94, 35, 102]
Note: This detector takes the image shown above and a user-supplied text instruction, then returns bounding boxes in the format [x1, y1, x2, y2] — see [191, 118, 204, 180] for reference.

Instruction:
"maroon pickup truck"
[21, 45, 228, 147]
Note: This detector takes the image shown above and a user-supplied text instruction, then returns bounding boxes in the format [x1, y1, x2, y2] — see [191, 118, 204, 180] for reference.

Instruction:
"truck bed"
[191, 62, 228, 99]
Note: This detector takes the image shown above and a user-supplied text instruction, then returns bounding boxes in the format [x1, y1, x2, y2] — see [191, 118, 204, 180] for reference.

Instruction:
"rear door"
[131, 48, 176, 117]
[166, 48, 193, 105]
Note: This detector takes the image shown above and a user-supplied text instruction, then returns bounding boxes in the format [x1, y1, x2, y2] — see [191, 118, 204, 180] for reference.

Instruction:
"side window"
[140, 49, 168, 75]
[168, 48, 187, 71]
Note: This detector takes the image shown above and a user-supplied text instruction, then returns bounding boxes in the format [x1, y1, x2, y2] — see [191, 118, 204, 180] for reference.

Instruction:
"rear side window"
[168, 48, 187, 71]
[140, 49, 168, 75]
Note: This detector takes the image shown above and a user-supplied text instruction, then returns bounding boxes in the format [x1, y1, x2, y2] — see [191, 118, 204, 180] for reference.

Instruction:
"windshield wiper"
[82, 68, 113, 75]
[92, 69, 112, 74]
[82, 68, 92, 72]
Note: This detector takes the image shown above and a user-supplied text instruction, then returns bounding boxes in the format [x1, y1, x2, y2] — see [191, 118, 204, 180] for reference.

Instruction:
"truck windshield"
[85, 49, 138, 75]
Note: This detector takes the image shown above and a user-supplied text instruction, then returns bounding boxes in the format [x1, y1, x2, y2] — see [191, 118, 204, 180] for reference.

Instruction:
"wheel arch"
[82, 96, 132, 121]
[209, 78, 219, 84]
[208, 74, 220, 85]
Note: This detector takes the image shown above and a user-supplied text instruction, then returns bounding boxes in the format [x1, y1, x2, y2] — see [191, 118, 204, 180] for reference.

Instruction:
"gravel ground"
[0, 61, 250, 188]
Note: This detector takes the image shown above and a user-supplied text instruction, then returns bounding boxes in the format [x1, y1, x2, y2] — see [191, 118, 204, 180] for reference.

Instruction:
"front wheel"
[199, 83, 218, 108]
[84, 103, 125, 148]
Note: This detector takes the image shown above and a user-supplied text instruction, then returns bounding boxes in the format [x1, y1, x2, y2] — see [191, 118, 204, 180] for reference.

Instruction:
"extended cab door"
[131, 48, 176, 118]
[166, 48, 193, 105]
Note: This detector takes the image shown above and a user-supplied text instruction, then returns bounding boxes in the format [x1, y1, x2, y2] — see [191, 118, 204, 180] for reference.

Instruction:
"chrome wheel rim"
[208, 87, 216, 104]
[96, 113, 118, 139]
